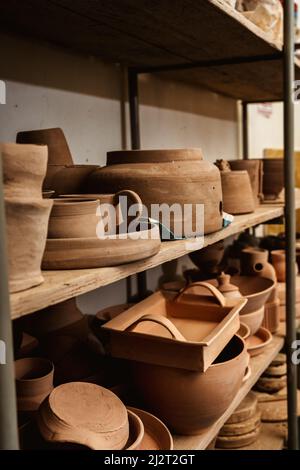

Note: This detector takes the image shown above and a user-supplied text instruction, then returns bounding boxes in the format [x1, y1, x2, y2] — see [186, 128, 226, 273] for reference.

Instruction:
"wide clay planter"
[48, 198, 100, 239]
[220, 170, 255, 215]
[229, 159, 263, 205]
[15, 357, 54, 412]
[132, 335, 249, 434]
[262, 159, 284, 199]
[1, 142, 48, 199]
[16, 128, 73, 165]
[87, 149, 223, 237]
[6, 198, 53, 293]
[240, 306, 265, 335]
[43, 164, 99, 195]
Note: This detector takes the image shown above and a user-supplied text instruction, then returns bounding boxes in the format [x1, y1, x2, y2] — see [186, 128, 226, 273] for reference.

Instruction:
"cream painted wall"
[0, 32, 239, 313]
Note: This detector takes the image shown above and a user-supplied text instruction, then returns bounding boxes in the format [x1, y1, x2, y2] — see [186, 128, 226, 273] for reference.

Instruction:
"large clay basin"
[132, 335, 249, 435]
[229, 276, 274, 314]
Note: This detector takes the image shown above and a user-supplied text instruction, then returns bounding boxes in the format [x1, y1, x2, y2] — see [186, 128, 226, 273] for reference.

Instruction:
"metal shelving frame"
[0, 0, 298, 450]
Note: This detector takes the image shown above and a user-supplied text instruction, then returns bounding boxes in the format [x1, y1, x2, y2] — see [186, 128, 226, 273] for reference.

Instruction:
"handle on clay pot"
[125, 314, 186, 341]
[176, 282, 226, 308]
[242, 365, 252, 383]
[113, 190, 143, 225]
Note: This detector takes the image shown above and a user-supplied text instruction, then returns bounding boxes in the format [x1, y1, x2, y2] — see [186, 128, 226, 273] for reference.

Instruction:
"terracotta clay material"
[277, 277, 300, 304]
[42, 190, 55, 199]
[15, 357, 54, 411]
[246, 327, 272, 357]
[240, 306, 265, 335]
[37, 382, 129, 450]
[87, 148, 223, 237]
[271, 250, 298, 282]
[255, 375, 286, 394]
[219, 411, 261, 436]
[125, 410, 145, 450]
[279, 303, 300, 321]
[265, 363, 287, 377]
[188, 241, 224, 273]
[237, 322, 251, 340]
[220, 170, 255, 215]
[226, 391, 258, 424]
[262, 298, 280, 333]
[262, 159, 284, 200]
[1, 142, 48, 199]
[216, 425, 260, 449]
[42, 224, 161, 269]
[43, 164, 99, 195]
[229, 159, 263, 205]
[6, 198, 53, 293]
[94, 304, 133, 324]
[258, 392, 300, 422]
[132, 335, 249, 434]
[16, 128, 73, 165]
[48, 198, 100, 239]
[225, 276, 274, 314]
[240, 247, 277, 282]
[128, 407, 173, 450]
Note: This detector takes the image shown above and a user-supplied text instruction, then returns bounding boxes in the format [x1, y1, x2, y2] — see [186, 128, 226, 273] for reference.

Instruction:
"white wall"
[0, 32, 239, 314]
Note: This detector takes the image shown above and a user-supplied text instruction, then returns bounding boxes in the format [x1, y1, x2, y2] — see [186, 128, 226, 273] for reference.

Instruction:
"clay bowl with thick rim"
[229, 276, 274, 314]
[128, 407, 173, 450]
[240, 306, 265, 335]
[237, 322, 251, 340]
[246, 327, 272, 357]
[37, 382, 129, 450]
[125, 410, 145, 450]
[132, 335, 249, 434]
[15, 357, 54, 412]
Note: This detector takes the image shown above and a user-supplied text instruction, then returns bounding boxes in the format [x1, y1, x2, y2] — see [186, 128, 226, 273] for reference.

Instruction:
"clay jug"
[241, 248, 277, 281]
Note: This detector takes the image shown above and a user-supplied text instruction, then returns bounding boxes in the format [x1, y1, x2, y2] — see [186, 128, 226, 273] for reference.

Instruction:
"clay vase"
[220, 170, 255, 215]
[132, 335, 249, 434]
[87, 149, 223, 237]
[271, 250, 289, 282]
[262, 159, 284, 200]
[43, 164, 99, 195]
[47, 199, 100, 238]
[15, 357, 54, 412]
[189, 241, 224, 274]
[16, 128, 73, 165]
[229, 159, 263, 205]
[240, 248, 277, 281]
[1, 142, 48, 199]
[5, 198, 53, 292]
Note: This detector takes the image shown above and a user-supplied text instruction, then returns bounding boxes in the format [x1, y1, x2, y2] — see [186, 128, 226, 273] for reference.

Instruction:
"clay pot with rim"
[127, 407, 173, 450]
[132, 335, 249, 434]
[37, 382, 129, 450]
[47, 198, 100, 239]
[220, 170, 255, 215]
[43, 164, 99, 195]
[262, 159, 284, 200]
[15, 357, 54, 412]
[223, 275, 274, 314]
[229, 159, 263, 205]
[87, 149, 223, 238]
[6, 198, 53, 293]
[189, 241, 224, 274]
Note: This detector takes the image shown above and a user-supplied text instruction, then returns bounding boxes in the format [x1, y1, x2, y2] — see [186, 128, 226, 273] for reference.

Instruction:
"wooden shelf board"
[10, 204, 285, 319]
[173, 334, 284, 450]
[0, 0, 297, 100]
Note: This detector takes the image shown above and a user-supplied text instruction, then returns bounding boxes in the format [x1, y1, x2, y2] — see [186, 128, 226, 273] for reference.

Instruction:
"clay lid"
[217, 272, 243, 299]
[107, 148, 203, 165]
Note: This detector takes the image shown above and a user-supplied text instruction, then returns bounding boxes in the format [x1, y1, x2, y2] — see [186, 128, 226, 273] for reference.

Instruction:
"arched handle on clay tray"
[175, 281, 226, 308]
[242, 365, 252, 383]
[113, 190, 143, 226]
[125, 314, 186, 342]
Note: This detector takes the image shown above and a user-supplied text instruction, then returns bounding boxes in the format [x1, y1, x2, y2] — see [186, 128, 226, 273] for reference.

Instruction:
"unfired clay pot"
[262, 298, 280, 333]
[240, 306, 265, 335]
[48, 198, 100, 238]
[271, 250, 289, 282]
[1, 142, 48, 199]
[43, 164, 99, 195]
[127, 407, 173, 450]
[37, 382, 129, 450]
[15, 357, 54, 412]
[189, 241, 224, 274]
[132, 335, 249, 434]
[220, 170, 255, 215]
[229, 159, 263, 205]
[241, 248, 276, 281]
[237, 322, 251, 340]
[16, 128, 73, 165]
[125, 410, 145, 450]
[87, 149, 223, 237]
[262, 159, 284, 199]
[226, 276, 274, 314]
[6, 198, 53, 292]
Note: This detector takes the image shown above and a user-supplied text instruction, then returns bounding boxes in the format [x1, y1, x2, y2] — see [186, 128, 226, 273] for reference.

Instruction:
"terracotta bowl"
[37, 382, 129, 450]
[246, 327, 272, 357]
[230, 276, 274, 314]
[132, 335, 249, 434]
[237, 322, 251, 340]
[188, 241, 224, 272]
[128, 407, 173, 450]
[15, 357, 54, 412]
[240, 306, 265, 335]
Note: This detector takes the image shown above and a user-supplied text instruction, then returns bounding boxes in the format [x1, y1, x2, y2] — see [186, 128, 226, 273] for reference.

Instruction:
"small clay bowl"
[246, 327, 272, 357]
[237, 322, 251, 340]
[128, 407, 173, 450]
[240, 306, 265, 335]
[15, 357, 54, 412]
[125, 410, 145, 450]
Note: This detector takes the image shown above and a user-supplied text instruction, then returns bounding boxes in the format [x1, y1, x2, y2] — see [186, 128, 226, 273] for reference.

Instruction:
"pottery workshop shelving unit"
[0, 0, 298, 450]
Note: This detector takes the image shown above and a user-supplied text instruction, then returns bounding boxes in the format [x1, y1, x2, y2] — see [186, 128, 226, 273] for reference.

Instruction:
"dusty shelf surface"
[10, 203, 286, 319]
[1, 0, 299, 100]
[173, 334, 284, 450]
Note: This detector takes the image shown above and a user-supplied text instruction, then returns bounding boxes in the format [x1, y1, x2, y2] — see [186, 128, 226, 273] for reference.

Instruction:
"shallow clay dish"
[37, 382, 129, 450]
[128, 407, 173, 450]
[216, 425, 260, 449]
[125, 410, 145, 450]
[246, 327, 272, 357]
[42, 225, 161, 269]
[237, 322, 251, 340]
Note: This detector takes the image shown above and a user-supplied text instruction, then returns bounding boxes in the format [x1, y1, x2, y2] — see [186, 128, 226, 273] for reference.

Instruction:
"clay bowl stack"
[1, 142, 53, 292]
[216, 392, 261, 449]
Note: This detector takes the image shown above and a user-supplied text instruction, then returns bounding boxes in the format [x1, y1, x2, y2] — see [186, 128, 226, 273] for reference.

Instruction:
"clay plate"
[128, 407, 173, 450]
[246, 327, 272, 357]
